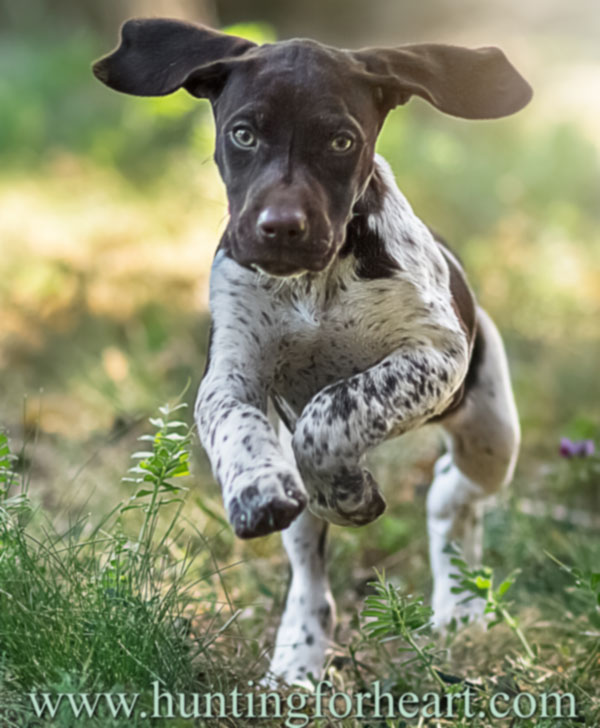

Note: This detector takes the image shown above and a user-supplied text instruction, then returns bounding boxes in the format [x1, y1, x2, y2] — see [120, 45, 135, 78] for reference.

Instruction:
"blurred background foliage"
[0, 0, 599, 637]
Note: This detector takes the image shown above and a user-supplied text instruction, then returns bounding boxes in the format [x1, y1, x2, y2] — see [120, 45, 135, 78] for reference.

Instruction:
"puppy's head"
[94, 19, 532, 277]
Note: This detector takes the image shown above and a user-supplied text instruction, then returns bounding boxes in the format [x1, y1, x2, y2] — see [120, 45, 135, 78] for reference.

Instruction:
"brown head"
[93, 19, 532, 276]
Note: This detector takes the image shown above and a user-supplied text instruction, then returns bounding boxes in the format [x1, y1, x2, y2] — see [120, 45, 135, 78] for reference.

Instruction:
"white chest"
[270, 276, 433, 412]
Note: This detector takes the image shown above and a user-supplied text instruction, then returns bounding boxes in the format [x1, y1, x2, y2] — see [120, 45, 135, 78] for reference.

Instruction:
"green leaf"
[497, 578, 514, 597]
[133, 489, 156, 499]
[120, 504, 141, 513]
[363, 624, 393, 638]
[162, 432, 186, 442]
[362, 608, 390, 617]
[475, 576, 491, 590]
[171, 467, 190, 479]
[157, 498, 183, 507]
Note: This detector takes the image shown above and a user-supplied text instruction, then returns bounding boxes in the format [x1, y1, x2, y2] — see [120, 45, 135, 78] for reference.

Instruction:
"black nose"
[257, 207, 308, 244]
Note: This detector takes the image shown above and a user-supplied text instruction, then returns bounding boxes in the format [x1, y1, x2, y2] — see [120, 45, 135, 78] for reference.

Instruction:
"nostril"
[288, 217, 306, 238]
[261, 224, 277, 238]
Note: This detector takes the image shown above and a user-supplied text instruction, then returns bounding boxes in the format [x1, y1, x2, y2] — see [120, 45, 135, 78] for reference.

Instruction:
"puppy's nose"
[257, 207, 308, 244]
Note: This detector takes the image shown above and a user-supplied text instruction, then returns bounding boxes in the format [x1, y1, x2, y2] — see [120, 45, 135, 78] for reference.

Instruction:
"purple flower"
[580, 439, 596, 457]
[559, 437, 596, 458]
[559, 438, 576, 458]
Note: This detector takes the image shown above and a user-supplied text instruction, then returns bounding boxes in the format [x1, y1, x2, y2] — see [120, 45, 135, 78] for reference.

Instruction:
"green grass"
[1, 417, 599, 726]
[0, 419, 281, 727]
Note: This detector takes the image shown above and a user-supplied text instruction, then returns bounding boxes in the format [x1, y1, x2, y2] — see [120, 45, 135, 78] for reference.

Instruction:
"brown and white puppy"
[94, 20, 528, 685]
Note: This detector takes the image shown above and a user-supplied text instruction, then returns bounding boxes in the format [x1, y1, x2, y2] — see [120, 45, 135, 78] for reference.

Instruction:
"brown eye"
[232, 126, 257, 149]
[330, 134, 354, 153]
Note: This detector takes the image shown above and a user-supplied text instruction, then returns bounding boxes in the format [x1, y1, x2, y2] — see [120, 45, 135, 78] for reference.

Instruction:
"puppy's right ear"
[92, 18, 256, 98]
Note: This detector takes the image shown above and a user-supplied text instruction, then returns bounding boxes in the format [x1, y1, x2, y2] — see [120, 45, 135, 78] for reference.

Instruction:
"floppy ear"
[353, 44, 532, 120]
[92, 18, 256, 98]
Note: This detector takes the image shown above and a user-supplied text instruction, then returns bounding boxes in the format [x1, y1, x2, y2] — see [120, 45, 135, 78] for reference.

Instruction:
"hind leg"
[267, 421, 336, 687]
[427, 308, 520, 628]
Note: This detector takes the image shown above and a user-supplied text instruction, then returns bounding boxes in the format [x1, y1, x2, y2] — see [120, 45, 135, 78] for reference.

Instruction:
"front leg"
[292, 342, 468, 526]
[197, 375, 307, 538]
[195, 255, 307, 539]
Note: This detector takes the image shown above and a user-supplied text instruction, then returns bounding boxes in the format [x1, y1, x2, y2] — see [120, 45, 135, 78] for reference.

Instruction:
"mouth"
[248, 247, 336, 278]
[250, 261, 309, 278]
[230, 231, 336, 278]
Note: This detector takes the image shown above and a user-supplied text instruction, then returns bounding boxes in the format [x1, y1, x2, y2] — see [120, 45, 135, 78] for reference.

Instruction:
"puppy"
[94, 20, 529, 684]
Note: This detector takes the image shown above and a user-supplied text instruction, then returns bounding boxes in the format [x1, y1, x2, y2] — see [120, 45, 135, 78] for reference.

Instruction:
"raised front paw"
[226, 467, 307, 539]
[306, 467, 387, 527]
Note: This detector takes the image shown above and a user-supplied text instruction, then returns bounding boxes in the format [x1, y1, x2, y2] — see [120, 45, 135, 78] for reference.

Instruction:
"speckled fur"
[195, 157, 520, 683]
[266, 423, 336, 688]
[196, 157, 470, 530]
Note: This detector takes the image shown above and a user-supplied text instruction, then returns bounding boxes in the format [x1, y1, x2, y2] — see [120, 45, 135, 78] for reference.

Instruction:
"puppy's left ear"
[93, 18, 256, 98]
[353, 44, 532, 120]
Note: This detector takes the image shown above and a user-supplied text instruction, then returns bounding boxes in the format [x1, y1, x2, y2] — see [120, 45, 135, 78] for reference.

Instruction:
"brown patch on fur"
[427, 236, 480, 422]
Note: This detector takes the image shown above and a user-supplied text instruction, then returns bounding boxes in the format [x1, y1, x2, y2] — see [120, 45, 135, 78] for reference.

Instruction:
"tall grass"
[0, 412, 265, 727]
